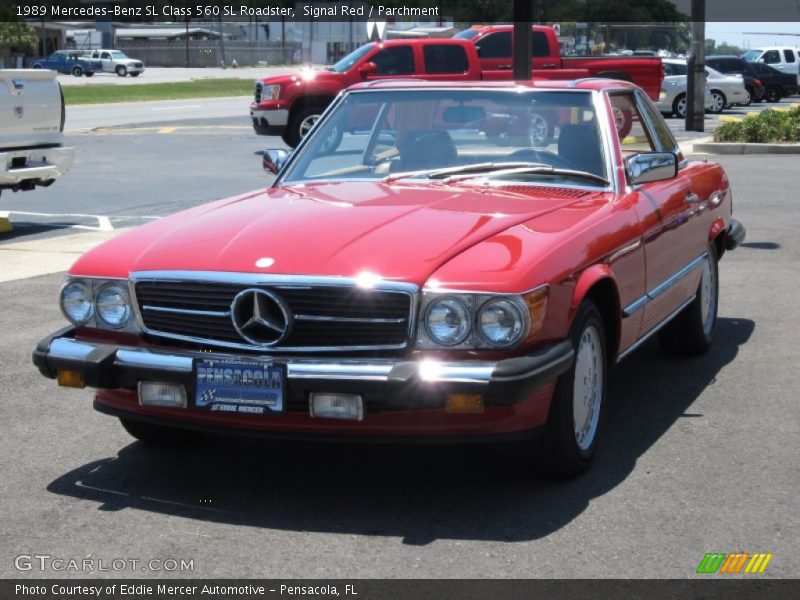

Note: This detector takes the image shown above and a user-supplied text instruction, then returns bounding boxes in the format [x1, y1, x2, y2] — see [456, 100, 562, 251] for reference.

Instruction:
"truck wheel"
[529, 112, 553, 146]
[72, 66, 83, 77]
[658, 245, 718, 356]
[534, 300, 607, 478]
[129, 72, 140, 78]
[612, 106, 633, 139]
[287, 106, 341, 151]
[119, 417, 199, 445]
[32, 63, 43, 69]
[116, 65, 127, 77]
[765, 85, 782, 103]
[84, 71, 94, 78]
[708, 90, 726, 114]
[672, 93, 687, 118]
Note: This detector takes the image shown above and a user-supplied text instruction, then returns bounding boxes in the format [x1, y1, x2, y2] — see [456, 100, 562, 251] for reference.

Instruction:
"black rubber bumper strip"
[726, 218, 746, 250]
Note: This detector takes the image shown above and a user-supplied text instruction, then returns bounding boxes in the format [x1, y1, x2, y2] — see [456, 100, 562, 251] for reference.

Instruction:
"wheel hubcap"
[573, 325, 603, 451]
[299, 114, 320, 138]
[677, 98, 686, 117]
[530, 114, 548, 146]
[612, 107, 625, 132]
[712, 93, 724, 111]
[700, 254, 717, 335]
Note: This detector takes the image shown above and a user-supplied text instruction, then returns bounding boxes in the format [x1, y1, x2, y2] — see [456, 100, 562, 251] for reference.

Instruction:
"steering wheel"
[508, 148, 577, 171]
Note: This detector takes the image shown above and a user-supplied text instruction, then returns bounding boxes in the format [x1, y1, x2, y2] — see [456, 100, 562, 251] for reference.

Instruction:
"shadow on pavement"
[0, 221, 73, 242]
[47, 317, 754, 545]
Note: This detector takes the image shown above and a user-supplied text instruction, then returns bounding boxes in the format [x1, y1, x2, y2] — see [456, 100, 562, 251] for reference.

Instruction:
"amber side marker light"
[524, 287, 549, 343]
[57, 369, 85, 389]
[445, 394, 484, 414]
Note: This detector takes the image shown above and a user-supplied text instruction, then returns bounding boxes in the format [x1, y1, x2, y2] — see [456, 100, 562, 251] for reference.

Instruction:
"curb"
[692, 142, 800, 155]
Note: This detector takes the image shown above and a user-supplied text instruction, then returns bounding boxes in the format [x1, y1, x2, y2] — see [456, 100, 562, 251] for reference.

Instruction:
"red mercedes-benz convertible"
[34, 79, 744, 476]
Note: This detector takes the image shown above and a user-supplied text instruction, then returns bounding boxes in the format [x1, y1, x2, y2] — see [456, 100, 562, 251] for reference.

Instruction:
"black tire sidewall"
[72, 66, 82, 77]
[673, 94, 686, 119]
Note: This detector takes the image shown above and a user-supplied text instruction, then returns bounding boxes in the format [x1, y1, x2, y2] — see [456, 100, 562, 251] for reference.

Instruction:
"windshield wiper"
[382, 161, 552, 183]
[444, 166, 610, 187]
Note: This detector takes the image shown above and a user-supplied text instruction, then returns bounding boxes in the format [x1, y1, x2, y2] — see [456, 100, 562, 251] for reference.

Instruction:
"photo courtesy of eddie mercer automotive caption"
[32, 79, 745, 478]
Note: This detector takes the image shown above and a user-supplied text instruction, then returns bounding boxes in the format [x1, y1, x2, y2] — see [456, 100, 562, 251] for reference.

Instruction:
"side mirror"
[263, 148, 290, 175]
[359, 61, 377, 76]
[625, 152, 678, 185]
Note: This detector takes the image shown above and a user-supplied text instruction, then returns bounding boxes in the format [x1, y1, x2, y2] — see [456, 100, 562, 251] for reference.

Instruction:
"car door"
[611, 91, 701, 338]
[782, 49, 798, 75]
[99, 51, 113, 72]
[420, 44, 471, 81]
[364, 45, 417, 81]
[474, 31, 513, 79]
[761, 50, 784, 73]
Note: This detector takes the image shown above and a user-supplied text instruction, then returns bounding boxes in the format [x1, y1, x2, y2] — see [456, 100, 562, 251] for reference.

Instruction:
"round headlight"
[477, 298, 525, 347]
[60, 281, 93, 325]
[95, 284, 132, 328]
[425, 297, 471, 346]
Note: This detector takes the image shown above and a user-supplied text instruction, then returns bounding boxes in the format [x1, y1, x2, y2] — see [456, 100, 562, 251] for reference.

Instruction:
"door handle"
[542, 64, 558, 69]
[497, 64, 512, 69]
[685, 191, 701, 204]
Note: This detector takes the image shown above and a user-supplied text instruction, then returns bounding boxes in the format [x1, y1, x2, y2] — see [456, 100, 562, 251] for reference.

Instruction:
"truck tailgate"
[562, 57, 664, 101]
[0, 69, 64, 150]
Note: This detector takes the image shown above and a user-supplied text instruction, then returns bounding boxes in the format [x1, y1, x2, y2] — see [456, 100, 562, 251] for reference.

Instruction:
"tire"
[119, 417, 199, 445]
[84, 71, 94, 78]
[765, 85, 782, 103]
[287, 105, 340, 150]
[71, 66, 83, 77]
[658, 245, 719, 356]
[130, 72, 140, 77]
[612, 106, 633, 139]
[534, 300, 607, 478]
[708, 90, 726, 114]
[32, 63, 43, 69]
[116, 65, 127, 77]
[672, 93, 687, 119]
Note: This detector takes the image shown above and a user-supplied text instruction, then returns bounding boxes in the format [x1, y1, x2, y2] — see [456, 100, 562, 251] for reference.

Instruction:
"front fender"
[570, 264, 618, 313]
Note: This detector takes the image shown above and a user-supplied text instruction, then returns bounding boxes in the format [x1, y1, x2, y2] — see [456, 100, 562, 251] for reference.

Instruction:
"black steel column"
[513, 0, 533, 80]
[685, 0, 706, 132]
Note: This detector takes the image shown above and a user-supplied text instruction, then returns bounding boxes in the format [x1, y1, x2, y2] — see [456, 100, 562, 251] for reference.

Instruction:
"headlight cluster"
[59, 277, 137, 331]
[263, 84, 281, 100]
[417, 287, 548, 350]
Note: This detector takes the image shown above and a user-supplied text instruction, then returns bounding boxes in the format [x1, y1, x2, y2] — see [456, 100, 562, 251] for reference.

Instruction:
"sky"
[706, 22, 800, 49]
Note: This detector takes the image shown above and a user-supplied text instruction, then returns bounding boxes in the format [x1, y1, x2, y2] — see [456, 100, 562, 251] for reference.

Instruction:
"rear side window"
[532, 32, 550, 57]
[783, 49, 796, 63]
[763, 50, 781, 64]
[665, 62, 687, 76]
[476, 32, 512, 59]
[372, 46, 415, 76]
[423, 45, 468, 74]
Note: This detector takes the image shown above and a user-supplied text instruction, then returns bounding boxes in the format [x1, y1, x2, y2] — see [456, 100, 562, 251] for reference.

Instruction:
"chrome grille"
[254, 82, 263, 104]
[131, 274, 417, 352]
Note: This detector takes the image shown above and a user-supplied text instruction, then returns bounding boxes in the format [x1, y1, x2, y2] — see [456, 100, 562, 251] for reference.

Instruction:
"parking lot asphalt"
[0, 107, 798, 579]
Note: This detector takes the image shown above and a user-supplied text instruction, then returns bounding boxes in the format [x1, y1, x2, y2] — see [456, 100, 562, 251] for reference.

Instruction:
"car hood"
[260, 68, 343, 86]
[71, 181, 606, 285]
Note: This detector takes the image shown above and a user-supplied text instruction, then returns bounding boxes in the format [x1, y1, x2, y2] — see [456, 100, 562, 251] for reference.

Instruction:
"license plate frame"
[195, 358, 285, 415]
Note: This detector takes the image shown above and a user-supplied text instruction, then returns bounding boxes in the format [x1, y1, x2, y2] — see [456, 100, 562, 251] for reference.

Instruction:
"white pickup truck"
[83, 49, 145, 77]
[0, 69, 74, 195]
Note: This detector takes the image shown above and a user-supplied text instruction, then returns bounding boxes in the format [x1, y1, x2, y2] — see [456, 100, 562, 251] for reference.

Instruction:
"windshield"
[280, 89, 609, 187]
[110, 51, 127, 59]
[327, 43, 375, 73]
[743, 50, 762, 62]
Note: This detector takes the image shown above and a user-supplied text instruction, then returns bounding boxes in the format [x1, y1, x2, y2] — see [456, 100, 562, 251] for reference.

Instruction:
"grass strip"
[63, 78, 255, 105]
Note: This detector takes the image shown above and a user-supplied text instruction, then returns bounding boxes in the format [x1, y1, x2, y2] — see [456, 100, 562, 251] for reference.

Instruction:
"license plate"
[195, 358, 284, 415]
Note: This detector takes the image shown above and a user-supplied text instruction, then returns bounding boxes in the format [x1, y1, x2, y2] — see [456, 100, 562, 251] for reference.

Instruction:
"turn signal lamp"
[57, 369, 85, 389]
[445, 394, 484, 414]
[524, 288, 549, 343]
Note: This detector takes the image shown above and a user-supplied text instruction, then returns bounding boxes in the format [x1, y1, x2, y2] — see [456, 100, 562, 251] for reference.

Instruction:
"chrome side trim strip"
[622, 251, 707, 317]
[617, 295, 695, 362]
[293, 314, 406, 324]
[142, 305, 231, 318]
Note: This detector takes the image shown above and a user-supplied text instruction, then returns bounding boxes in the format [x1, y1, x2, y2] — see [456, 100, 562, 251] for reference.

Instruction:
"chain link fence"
[115, 41, 301, 68]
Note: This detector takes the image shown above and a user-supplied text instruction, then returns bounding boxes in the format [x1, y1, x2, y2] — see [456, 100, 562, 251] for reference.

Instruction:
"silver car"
[656, 59, 714, 118]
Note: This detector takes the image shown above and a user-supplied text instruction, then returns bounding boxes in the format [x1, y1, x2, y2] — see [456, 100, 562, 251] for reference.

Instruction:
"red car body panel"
[39, 80, 739, 442]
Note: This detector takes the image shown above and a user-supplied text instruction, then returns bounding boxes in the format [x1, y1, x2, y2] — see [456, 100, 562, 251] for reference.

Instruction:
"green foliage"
[62, 79, 255, 105]
[0, 21, 37, 50]
[713, 108, 800, 143]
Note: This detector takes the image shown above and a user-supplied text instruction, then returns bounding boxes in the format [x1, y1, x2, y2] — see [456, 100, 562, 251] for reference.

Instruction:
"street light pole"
[685, 0, 706, 132]
[513, 0, 533, 80]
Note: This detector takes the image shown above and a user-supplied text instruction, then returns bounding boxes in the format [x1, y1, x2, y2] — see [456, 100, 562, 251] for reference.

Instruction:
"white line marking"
[0, 210, 160, 232]
[151, 105, 203, 111]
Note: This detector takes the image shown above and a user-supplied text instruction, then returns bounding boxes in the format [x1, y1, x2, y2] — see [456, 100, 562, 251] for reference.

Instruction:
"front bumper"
[250, 106, 289, 135]
[33, 328, 574, 439]
[0, 146, 75, 189]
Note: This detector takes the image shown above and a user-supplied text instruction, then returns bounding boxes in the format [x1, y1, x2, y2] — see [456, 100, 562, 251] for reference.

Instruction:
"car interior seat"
[557, 124, 605, 176]
[393, 129, 458, 172]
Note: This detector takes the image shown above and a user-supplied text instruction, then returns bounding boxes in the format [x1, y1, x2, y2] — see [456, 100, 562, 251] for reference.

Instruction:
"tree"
[0, 21, 37, 51]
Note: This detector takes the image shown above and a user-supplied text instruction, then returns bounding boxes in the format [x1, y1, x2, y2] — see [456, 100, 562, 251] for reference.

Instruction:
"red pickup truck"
[251, 33, 663, 147]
